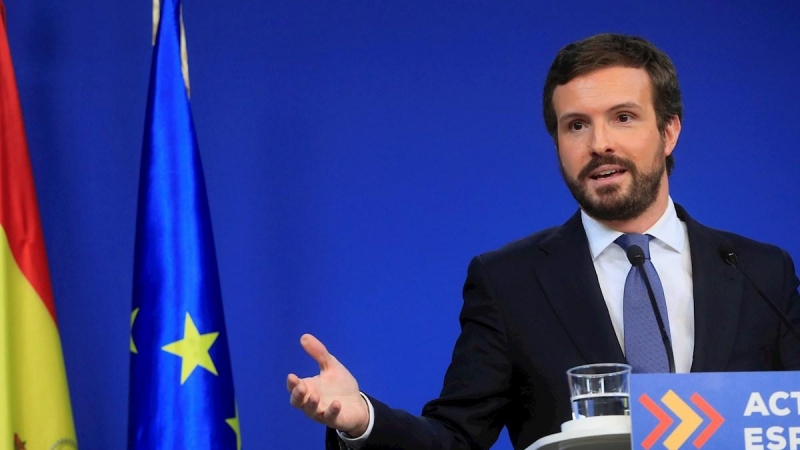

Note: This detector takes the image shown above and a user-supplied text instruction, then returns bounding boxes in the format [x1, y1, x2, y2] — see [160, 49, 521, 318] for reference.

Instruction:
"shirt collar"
[581, 197, 686, 261]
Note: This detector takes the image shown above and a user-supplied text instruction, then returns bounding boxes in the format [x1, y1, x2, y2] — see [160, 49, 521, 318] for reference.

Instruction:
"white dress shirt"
[582, 197, 695, 373]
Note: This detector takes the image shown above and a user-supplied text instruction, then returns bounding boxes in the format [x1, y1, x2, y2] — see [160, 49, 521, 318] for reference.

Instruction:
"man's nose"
[590, 123, 613, 154]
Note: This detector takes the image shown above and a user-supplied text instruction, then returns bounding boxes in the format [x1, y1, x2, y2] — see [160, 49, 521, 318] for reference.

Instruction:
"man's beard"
[559, 143, 666, 222]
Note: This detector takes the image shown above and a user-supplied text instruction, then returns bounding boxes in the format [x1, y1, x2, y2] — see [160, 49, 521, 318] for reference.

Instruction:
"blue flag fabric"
[128, 1, 240, 449]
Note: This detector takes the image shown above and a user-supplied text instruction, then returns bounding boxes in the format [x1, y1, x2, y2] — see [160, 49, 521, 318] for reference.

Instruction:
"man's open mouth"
[590, 169, 626, 180]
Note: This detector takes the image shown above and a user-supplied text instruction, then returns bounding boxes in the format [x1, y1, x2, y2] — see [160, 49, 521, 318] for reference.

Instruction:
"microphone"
[718, 244, 800, 342]
[626, 245, 676, 373]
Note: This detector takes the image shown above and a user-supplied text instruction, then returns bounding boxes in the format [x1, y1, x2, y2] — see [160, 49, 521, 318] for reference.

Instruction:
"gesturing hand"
[287, 334, 370, 437]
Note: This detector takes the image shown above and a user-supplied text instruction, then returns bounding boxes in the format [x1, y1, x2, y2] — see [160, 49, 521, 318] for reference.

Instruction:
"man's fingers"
[325, 399, 342, 419]
[289, 378, 309, 408]
[302, 390, 322, 419]
[286, 373, 300, 393]
[321, 401, 347, 432]
[300, 333, 334, 370]
[289, 378, 329, 423]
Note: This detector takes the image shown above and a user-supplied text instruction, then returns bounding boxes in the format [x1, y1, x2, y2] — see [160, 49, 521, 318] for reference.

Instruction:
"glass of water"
[567, 363, 631, 420]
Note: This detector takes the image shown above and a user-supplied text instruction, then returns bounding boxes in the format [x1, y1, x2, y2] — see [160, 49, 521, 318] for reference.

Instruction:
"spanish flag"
[0, 2, 78, 449]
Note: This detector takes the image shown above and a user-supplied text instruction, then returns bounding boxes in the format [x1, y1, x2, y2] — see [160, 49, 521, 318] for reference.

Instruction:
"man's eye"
[618, 114, 631, 123]
[570, 121, 584, 131]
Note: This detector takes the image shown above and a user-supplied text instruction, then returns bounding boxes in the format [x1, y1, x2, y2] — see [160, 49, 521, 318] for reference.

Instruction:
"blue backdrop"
[6, 1, 800, 449]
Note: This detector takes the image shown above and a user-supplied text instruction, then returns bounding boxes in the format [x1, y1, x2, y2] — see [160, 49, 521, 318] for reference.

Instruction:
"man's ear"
[663, 115, 681, 156]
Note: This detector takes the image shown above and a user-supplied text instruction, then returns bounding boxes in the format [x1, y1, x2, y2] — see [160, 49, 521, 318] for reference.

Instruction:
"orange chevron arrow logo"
[638, 391, 725, 449]
[690, 393, 725, 447]
[662, 390, 702, 449]
[639, 393, 673, 449]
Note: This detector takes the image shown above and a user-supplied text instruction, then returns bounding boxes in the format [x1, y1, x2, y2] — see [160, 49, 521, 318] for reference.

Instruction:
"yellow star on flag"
[161, 312, 220, 384]
[226, 403, 242, 450]
[130, 307, 140, 354]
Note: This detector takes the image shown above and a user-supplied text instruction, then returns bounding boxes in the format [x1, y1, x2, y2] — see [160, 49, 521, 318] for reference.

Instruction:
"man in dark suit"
[287, 33, 800, 449]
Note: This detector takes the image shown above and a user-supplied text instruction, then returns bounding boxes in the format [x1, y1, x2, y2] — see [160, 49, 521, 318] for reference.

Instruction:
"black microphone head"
[718, 244, 738, 266]
[625, 245, 646, 267]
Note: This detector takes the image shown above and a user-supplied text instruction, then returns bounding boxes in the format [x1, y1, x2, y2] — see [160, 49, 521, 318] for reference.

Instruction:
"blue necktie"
[615, 233, 672, 373]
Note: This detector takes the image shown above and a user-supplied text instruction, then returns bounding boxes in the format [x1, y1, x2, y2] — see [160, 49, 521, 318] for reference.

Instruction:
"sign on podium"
[528, 371, 800, 450]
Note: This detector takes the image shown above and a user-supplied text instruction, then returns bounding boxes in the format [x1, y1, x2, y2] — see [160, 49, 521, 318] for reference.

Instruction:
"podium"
[526, 416, 631, 450]
[526, 371, 800, 450]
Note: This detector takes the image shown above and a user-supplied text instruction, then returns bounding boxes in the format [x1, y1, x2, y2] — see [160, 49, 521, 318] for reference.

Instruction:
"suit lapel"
[677, 206, 744, 372]
[534, 211, 626, 365]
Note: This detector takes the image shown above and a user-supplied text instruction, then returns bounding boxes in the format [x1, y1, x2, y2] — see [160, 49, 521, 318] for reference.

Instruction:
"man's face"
[551, 66, 680, 222]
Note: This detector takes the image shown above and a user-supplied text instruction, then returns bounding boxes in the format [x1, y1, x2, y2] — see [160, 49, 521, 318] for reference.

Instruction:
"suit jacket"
[327, 205, 800, 449]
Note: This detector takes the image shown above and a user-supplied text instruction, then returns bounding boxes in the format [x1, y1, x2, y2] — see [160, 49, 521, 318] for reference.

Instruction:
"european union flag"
[128, 1, 240, 448]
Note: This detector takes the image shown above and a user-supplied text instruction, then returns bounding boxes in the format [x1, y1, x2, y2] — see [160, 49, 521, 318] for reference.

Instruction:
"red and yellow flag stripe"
[0, 2, 77, 448]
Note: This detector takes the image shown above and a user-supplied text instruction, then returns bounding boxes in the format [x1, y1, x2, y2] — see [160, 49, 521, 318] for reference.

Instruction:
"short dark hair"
[542, 33, 682, 174]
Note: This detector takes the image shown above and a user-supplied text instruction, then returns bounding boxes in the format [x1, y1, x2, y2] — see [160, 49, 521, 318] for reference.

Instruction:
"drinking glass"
[567, 363, 631, 420]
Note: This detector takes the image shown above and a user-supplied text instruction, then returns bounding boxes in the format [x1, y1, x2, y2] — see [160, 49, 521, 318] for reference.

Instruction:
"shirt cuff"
[335, 392, 375, 449]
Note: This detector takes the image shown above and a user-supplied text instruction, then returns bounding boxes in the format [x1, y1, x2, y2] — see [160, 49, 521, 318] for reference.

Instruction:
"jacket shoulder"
[467, 224, 570, 279]
[693, 219, 789, 263]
